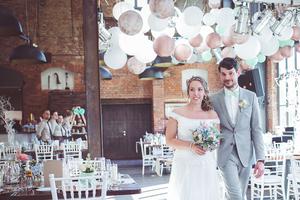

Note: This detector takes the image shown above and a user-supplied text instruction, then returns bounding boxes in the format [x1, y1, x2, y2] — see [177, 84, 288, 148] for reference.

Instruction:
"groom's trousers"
[219, 146, 251, 200]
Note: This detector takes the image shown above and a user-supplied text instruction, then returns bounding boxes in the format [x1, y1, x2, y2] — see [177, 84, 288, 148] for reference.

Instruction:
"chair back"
[161, 145, 174, 158]
[264, 148, 286, 177]
[35, 144, 54, 162]
[63, 142, 82, 160]
[67, 160, 104, 177]
[3, 146, 17, 160]
[49, 172, 108, 200]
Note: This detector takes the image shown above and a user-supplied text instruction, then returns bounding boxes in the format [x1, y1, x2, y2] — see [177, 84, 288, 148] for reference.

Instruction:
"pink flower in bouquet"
[16, 150, 29, 161]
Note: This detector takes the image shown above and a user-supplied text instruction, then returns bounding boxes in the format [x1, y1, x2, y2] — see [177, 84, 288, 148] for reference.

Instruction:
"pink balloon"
[280, 46, 292, 58]
[127, 57, 146, 74]
[118, 10, 143, 35]
[222, 36, 235, 47]
[149, 0, 174, 19]
[295, 43, 300, 53]
[240, 60, 251, 71]
[153, 35, 175, 57]
[174, 43, 192, 62]
[206, 32, 222, 49]
[292, 26, 300, 41]
[189, 34, 203, 48]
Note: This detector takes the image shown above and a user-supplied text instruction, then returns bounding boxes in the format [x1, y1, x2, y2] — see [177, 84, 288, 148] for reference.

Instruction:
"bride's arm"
[166, 117, 206, 155]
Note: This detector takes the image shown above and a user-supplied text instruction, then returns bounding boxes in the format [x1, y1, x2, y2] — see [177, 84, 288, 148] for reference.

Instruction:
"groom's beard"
[223, 80, 238, 89]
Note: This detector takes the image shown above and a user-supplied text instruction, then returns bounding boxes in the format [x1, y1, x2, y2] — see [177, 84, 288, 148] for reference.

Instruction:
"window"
[277, 48, 300, 126]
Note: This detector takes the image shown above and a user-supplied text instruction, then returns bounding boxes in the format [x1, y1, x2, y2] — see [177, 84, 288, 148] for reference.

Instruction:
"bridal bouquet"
[191, 122, 221, 151]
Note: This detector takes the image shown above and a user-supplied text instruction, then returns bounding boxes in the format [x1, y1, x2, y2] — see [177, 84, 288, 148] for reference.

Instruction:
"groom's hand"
[253, 161, 264, 178]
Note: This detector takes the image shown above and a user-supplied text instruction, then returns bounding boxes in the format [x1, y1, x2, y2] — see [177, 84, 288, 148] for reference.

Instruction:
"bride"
[166, 76, 221, 200]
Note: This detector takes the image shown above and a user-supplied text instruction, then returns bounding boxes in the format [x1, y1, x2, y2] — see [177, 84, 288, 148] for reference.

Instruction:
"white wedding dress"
[167, 111, 221, 200]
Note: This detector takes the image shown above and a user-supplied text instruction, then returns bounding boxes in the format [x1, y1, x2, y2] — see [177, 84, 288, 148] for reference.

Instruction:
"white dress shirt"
[224, 86, 239, 125]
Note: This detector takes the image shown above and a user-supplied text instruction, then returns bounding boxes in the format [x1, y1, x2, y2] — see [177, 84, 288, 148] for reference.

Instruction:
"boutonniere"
[239, 99, 248, 109]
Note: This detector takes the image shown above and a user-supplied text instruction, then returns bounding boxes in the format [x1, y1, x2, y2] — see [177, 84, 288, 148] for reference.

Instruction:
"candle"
[30, 113, 33, 121]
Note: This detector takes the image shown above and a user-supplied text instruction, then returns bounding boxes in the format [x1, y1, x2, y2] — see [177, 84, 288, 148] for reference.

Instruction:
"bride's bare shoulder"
[207, 110, 219, 119]
[173, 106, 188, 115]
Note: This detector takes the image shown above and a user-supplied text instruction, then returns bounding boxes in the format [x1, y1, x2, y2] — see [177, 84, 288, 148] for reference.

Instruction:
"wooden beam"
[82, 0, 102, 157]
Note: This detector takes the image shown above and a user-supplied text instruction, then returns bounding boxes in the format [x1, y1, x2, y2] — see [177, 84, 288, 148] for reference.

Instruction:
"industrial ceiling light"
[139, 66, 164, 80]
[9, 43, 47, 64]
[152, 56, 173, 68]
[0, 6, 23, 36]
[211, 48, 222, 64]
[234, 3, 250, 34]
[252, 9, 273, 35]
[99, 66, 112, 80]
[270, 10, 293, 36]
[98, 10, 111, 52]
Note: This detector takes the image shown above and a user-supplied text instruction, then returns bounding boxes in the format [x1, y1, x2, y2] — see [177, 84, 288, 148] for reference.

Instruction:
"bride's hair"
[186, 76, 213, 111]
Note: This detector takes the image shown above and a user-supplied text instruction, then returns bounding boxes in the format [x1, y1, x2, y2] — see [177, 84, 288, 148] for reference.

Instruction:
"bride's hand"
[191, 143, 206, 155]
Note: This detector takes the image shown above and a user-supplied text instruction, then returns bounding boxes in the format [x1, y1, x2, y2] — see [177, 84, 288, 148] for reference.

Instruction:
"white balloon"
[176, 15, 202, 38]
[255, 27, 273, 42]
[234, 36, 261, 59]
[113, 2, 133, 20]
[135, 39, 157, 63]
[148, 14, 169, 31]
[140, 5, 151, 33]
[199, 25, 214, 42]
[127, 57, 147, 74]
[118, 33, 145, 56]
[277, 26, 293, 40]
[202, 13, 216, 26]
[151, 27, 175, 38]
[259, 35, 279, 56]
[216, 8, 236, 29]
[183, 6, 204, 26]
[104, 47, 127, 69]
[187, 53, 198, 63]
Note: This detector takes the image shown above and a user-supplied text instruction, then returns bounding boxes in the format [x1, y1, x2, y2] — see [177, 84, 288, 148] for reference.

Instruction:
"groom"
[210, 57, 265, 200]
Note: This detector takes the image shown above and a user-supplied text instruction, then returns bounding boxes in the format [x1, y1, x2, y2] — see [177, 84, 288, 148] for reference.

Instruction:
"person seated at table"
[48, 111, 59, 139]
[36, 110, 51, 144]
[52, 114, 65, 143]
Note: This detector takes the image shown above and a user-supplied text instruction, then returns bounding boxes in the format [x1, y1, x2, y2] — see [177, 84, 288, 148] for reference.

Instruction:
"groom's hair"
[218, 57, 239, 72]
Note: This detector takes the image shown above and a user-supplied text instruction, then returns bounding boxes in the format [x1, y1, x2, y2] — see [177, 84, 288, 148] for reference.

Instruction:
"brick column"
[265, 59, 278, 132]
[152, 79, 166, 133]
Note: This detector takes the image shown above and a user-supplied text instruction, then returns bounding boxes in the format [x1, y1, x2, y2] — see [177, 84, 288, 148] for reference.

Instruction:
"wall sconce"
[252, 9, 273, 35]
[270, 10, 293, 36]
[235, 3, 250, 35]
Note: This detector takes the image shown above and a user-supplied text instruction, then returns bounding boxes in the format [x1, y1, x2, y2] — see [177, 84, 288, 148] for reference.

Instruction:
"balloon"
[135, 39, 157, 63]
[221, 47, 236, 58]
[215, 25, 226, 36]
[108, 27, 121, 46]
[209, 0, 221, 8]
[183, 6, 204, 26]
[245, 57, 258, 66]
[259, 35, 279, 56]
[206, 32, 222, 49]
[127, 57, 146, 74]
[216, 8, 236, 29]
[280, 46, 292, 58]
[153, 35, 175, 57]
[104, 47, 127, 69]
[176, 15, 202, 38]
[222, 36, 235, 47]
[174, 42, 192, 62]
[148, 14, 169, 31]
[235, 36, 261, 59]
[151, 27, 175, 38]
[269, 50, 284, 62]
[292, 26, 300, 40]
[119, 33, 145, 56]
[239, 60, 251, 71]
[189, 34, 203, 48]
[203, 12, 216, 26]
[199, 25, 215, 43]
[149, 0, 175, 19]
[113, 2, 133, 20]
[277, 26, 293, 40]
[201, 50, 212, 62]
[257, 53, 266, 63]
[118, 10, 143, 35]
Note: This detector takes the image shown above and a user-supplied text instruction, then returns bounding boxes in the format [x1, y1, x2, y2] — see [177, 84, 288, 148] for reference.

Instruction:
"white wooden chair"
[49, 172, 108, 200]
[139, 138, 154, 175]
[34, 144, 54, 162]
[2, 146, 17, 160]
[290, 159, 300, 200]
[67, 160, 104, 177]
[63, 142, 82, 161]
[157, 145, 174, 176]
[251, 148, 287, 200]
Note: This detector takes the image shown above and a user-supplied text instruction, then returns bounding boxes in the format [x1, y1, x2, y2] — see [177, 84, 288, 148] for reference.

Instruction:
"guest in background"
[52, 114, 65, 143]
[63, 110, 73, 142]
[36, 110, 51, 144]
[48, 111, 59, 138]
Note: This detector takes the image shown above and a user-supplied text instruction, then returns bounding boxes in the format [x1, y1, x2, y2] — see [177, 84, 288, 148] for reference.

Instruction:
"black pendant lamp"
[152, 56, 173, 68]
[0, 7, 23, 36]
[9, 43, 47, 64]
[139, 66, 164, 80]
[99, 66, 112, 80]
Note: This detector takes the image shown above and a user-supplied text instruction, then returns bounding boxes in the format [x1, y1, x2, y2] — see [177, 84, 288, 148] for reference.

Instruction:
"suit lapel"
[235, 87, 244, 126]
[219, 89, 235, 128]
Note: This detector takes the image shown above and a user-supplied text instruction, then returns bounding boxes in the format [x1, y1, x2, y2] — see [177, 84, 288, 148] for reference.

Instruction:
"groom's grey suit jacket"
[210, 87, 265, 168]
